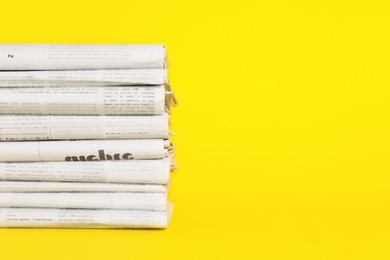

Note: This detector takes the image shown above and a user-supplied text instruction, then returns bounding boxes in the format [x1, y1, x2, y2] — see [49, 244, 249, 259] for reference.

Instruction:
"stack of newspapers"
[0, 44, 176, 229]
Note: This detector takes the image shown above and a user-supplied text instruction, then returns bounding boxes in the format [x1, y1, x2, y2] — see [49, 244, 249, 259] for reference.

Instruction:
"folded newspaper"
[0, 44, 177, 229]
[0, 181, 168, 193]
[0, 69, 169, 86]
[0, 44, 167, 70]
[0, 205, 173, 228]
[0, 139, 172, 162]
[0, 192, 167, 210]
[0, 114, 170, 141]
[0, 86, 176, 115]
[0, 158, 171, 184]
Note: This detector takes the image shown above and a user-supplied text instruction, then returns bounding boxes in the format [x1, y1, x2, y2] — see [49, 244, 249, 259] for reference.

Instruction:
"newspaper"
[0, 139, 171, 162]
[0, 86, 168, 115]
[0, 69, 168, 87]
[0, 44, 166, 70]
[0, 205, 173, 228]
[0, 181, 167, 193]
[0, 192, 167, 210]
[0, 114, 169, 141]
[0, 158, 171, 184]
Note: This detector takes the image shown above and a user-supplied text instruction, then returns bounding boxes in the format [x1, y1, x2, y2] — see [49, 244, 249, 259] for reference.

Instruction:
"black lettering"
[65, 156, 79, 161]
[66, 150, 133, 161]
[98, 149, 106, 160]
[87, 155, 98, 161]
[122, 153, 133, 160]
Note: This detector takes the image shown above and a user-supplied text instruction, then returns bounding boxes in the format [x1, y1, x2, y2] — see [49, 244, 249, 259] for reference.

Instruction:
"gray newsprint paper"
[0, 44, 166, 70]
[0, 158, 171, 185]
[0, 139, 171, 162]
[0, 69, 168, 87]
[0, 204, 173, 228]
[0, 181, 167, 193]
[0, 192, 167, 210]
[0, 114, 169, 141]
[0, 86, 166, 115]
[0, 158, 171, 184]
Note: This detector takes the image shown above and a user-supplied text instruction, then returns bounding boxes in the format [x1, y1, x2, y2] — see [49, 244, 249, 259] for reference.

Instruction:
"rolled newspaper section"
[0, 44, 167, 70]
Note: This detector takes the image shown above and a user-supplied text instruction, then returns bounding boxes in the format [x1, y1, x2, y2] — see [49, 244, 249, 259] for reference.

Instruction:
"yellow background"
[0, 0, 389, 259]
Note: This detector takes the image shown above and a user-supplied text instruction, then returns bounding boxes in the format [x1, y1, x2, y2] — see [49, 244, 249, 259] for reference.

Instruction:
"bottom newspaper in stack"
[0, 140, 174, 228]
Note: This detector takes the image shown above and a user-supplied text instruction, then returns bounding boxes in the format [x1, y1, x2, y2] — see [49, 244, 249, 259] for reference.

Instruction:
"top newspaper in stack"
[0, 44, 167, 70]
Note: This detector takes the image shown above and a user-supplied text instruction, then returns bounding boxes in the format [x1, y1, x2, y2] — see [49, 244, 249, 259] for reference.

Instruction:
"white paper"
[0, 114, 169, 141]
[0, 158, 171, 184]
[0, 139, 170, 162]
[0, 206, 173, 228]
[0, 44, 166, 70]
[0, 181, 166, 193]
[0, 192, 167, 210]
[0, 69, 168, 87]
[0, 86, 166, 115]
